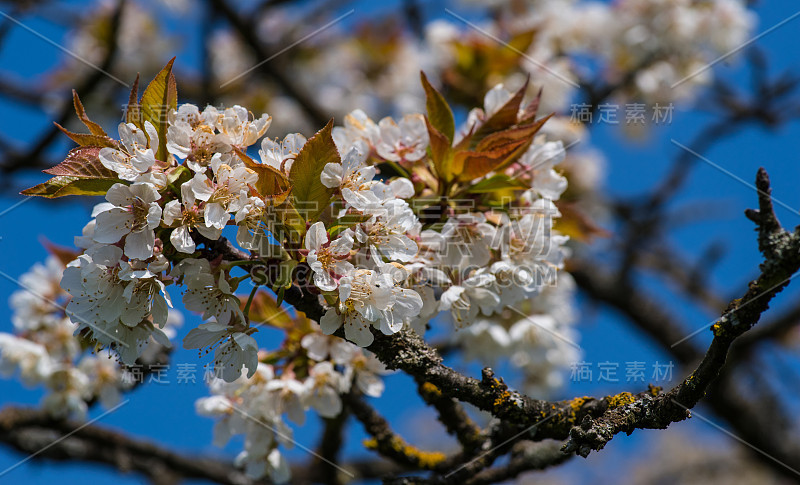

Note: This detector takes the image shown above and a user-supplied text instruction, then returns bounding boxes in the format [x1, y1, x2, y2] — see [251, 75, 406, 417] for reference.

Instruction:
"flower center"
[348, 280, 374, 301]
[129, 198, 151, 232]
[209, 186, 234, 207]
[181, 207, 202, 227]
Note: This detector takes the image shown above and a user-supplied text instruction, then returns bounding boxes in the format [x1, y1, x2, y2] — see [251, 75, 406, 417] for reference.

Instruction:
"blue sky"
[1, 1, 799, 483]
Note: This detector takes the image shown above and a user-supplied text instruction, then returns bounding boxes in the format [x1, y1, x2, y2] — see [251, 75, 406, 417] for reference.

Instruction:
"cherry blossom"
[320, 267, 423, 347]
[355, 199, 419, 262]
[303, 361, 348, 418]
[162, 181, 223, 253]
[175, 259, 245, 327]
[320, 145, 381, 213]
[376, 114, 429, 163]
[11, 74, 594, 484]
[518, 140, 568, 200]
[99, 121, 160, 181]
[189, 163, 258, 230]
[440, 271, 500, 328]
[93, 182, 163, 260]
[167, 104, 233, 173]
[259, 133, 306, 173]
[305, 222, 355, 291]
[331, 109, 379, 154]
[210, 105, 272, 149]
[61, 244, 172, 365]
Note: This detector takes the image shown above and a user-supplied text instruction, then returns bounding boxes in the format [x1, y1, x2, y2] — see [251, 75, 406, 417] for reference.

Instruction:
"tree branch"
[0, 406, 256, 485]
[0, 404, 406, 484]
[346, 393, 447, 472]
[563, 168, 800, 457]
[416, 380, 483, 451]
[0, 0, 126, 175]
[464, 441, 571, 485]
[313, 408, 349, 485]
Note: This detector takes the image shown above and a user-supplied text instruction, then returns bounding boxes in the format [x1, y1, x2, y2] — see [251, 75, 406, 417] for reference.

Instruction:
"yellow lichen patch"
[562, 396, 592, 424]
[363, 436, 446, 470]
[493, 389, 513, 412]
[390, 437, 446, 469]
[487, 377, 503, 390]
[420, 382, 442, 398]
[607, 392, 635, 408]
[648, 385, 662, 397]
[711, 322, 724, 337]
[569, 396, 590, 412]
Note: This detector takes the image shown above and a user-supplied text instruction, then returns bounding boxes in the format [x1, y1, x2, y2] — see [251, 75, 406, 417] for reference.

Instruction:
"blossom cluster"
[196, 332, 386, 482]
[13, 66, 580, 481]
[56, 104, 275, 376]
[1, 255, 181, 419]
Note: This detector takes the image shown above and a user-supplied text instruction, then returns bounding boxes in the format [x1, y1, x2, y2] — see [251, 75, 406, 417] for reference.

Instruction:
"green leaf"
[420, 71, 455, 142]
[467, 174, 529, 193]
[21, 176, 119, 198]
[278, 202, 307, 244]
[425, 116, 453, 183]
[507, 29, 537, 54]
[288, 119, 339, 224]
[272, 260, 297, 290]
[141, 58, 178, 162]
[72, 90, 106, 137]
[42, 146, 117, 178]
[275, 286, 286, 307]
[55, 123, 118, 148]
[165, 165, 192, 187]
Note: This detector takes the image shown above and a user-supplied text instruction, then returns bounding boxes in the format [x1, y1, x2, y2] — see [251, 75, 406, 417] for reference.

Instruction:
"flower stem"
[220, 260, 257, 271]
[243, 285, 259, 322]
[228, 274, 251, 291]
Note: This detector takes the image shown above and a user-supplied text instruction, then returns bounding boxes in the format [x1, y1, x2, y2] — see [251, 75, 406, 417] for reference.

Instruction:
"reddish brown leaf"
[125, 74, 141, 128]
[475, 114, 551, 152]
[43, 146, 117, 178]
[21, 176, 118, 198]
[469, 78, 530, 148]
[72, 90, 107, 137]
[55, 123, 119, 148]
[41, 238, 81, 266]
[233, 146, 290, 200]
[556, 201, 611, 242]
[518, 87, 542, 123]
[455, 139, 529, 182]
